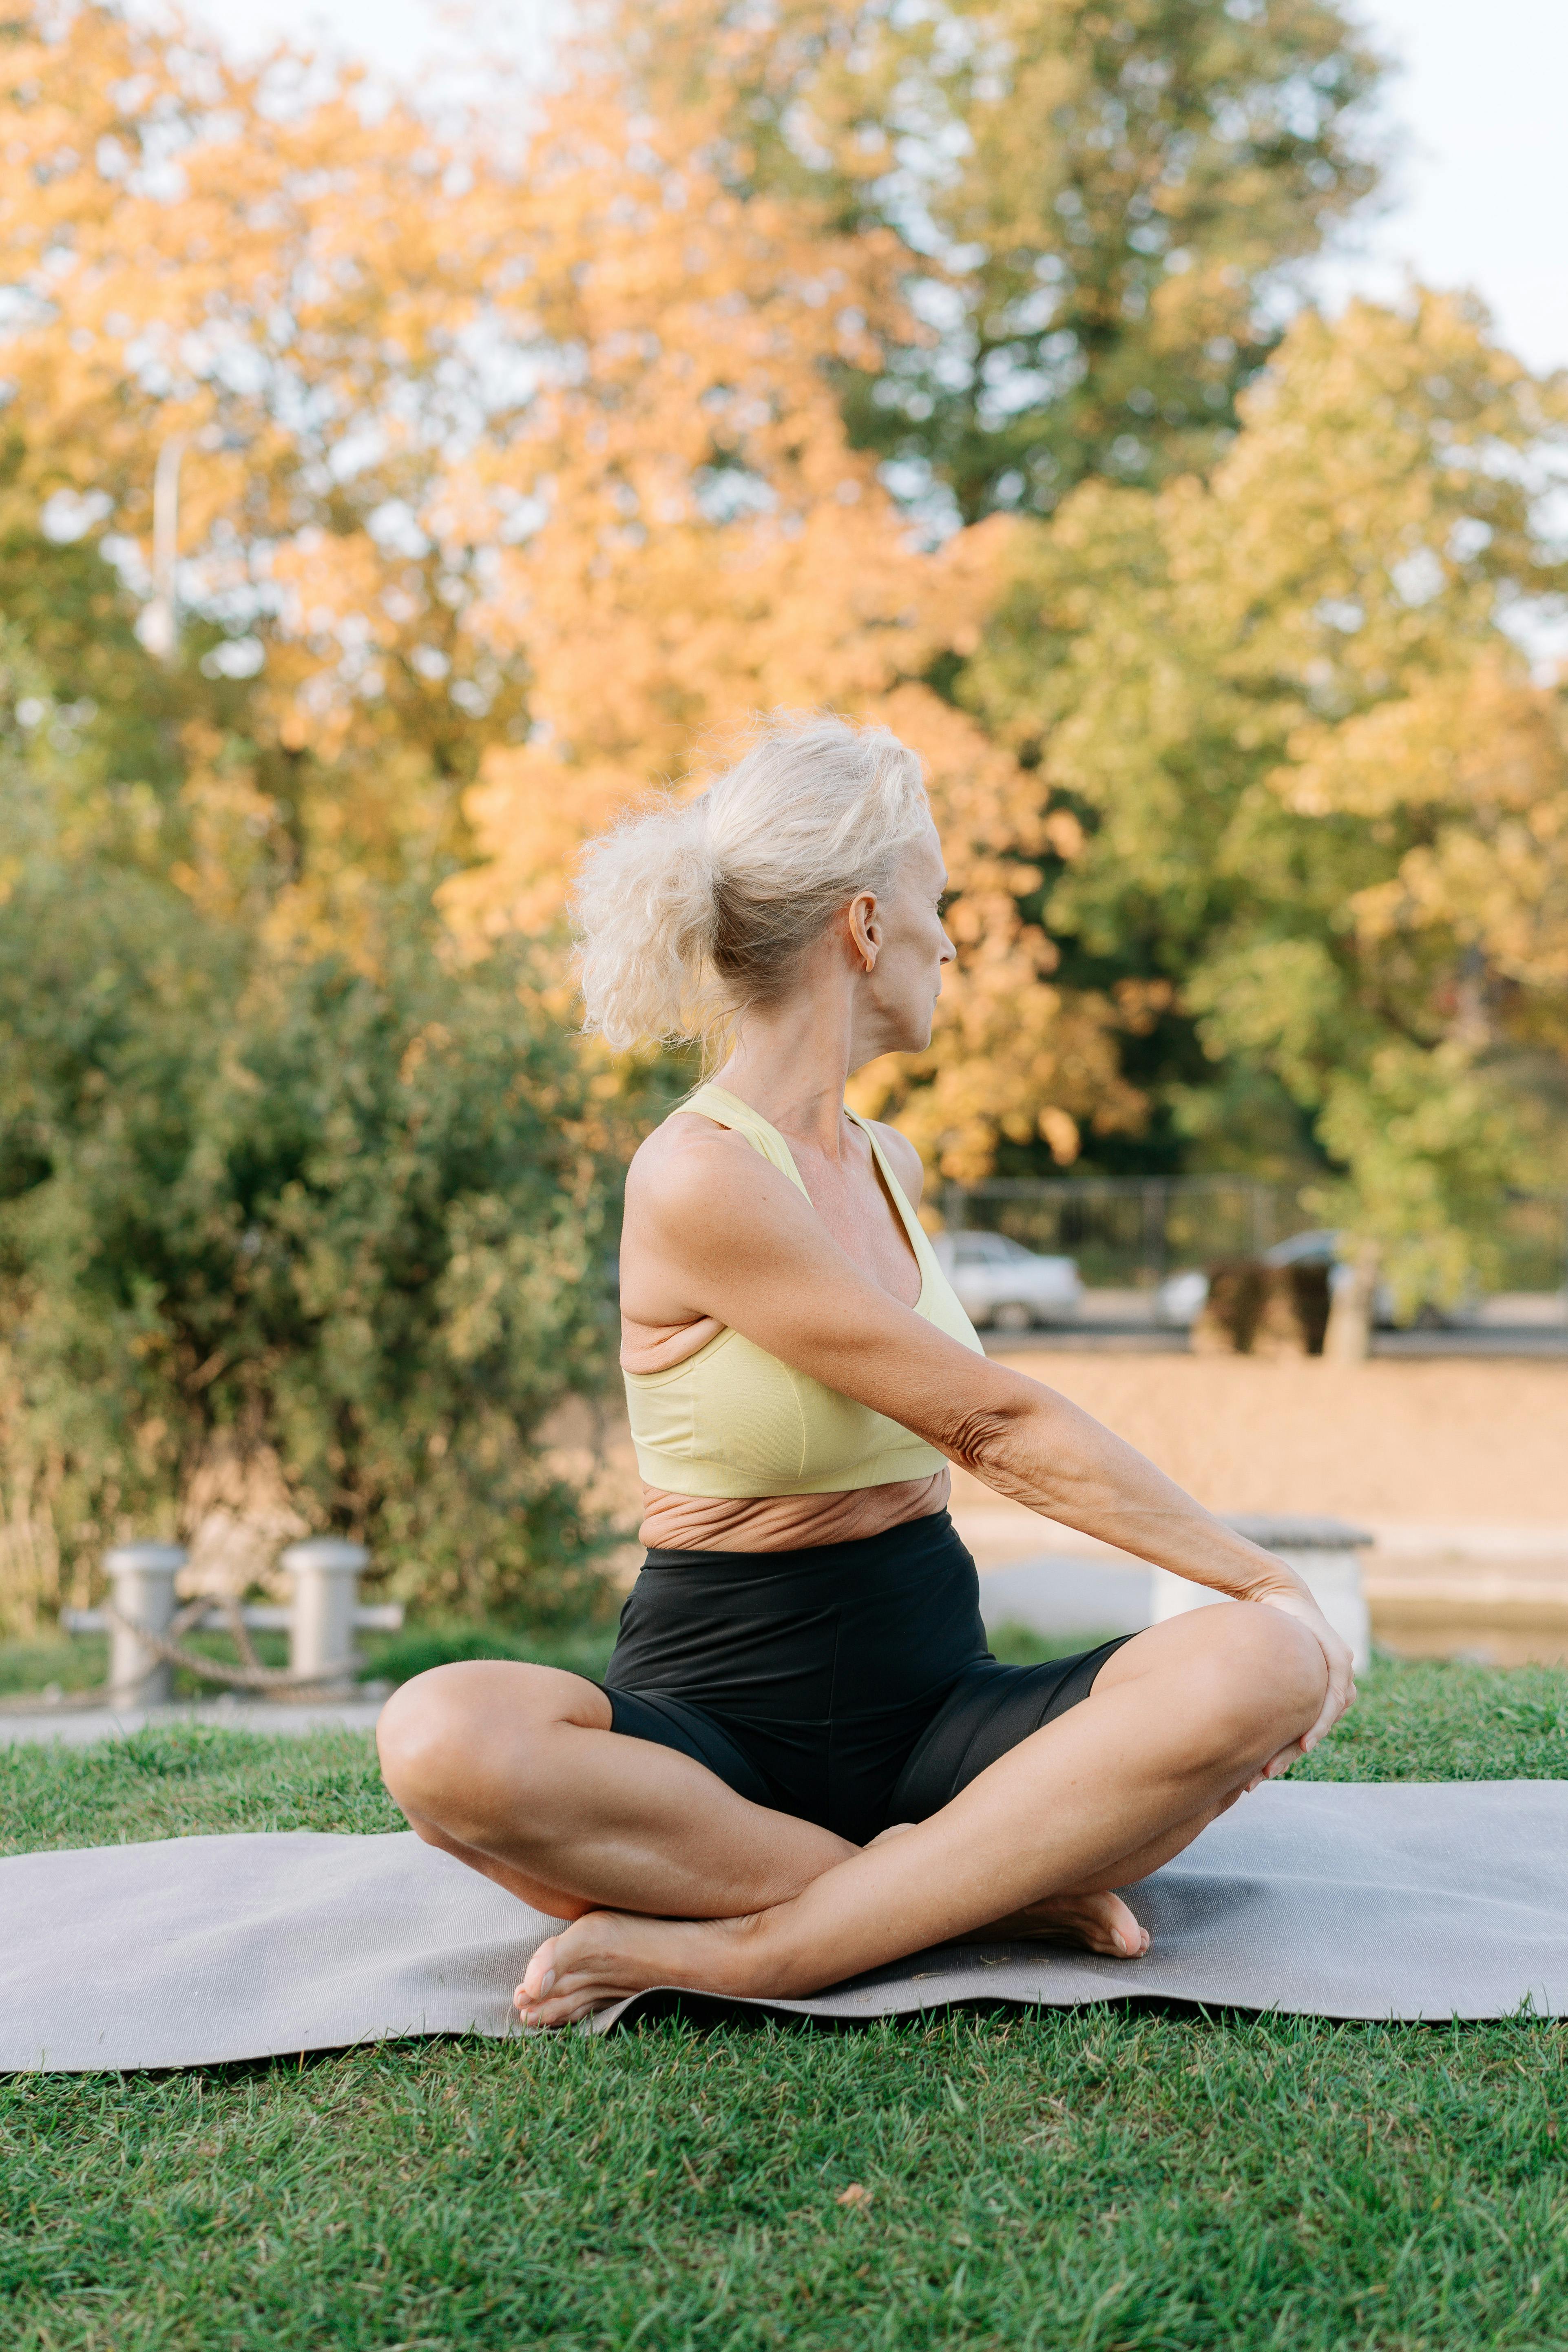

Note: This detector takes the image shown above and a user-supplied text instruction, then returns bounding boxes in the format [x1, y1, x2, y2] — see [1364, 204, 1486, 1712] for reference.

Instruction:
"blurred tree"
[963, 292, 1568, 1305]
[438, 41, 1141, 1175]
[0, 665, 619, 1629]
[0, 2, 1128, 1176]
[0, 4, 529, 895]
[614, 0, 1384, 522]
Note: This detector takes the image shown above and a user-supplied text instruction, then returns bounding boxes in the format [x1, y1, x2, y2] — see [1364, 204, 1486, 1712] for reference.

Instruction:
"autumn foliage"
[0, 0, 1564, 1609]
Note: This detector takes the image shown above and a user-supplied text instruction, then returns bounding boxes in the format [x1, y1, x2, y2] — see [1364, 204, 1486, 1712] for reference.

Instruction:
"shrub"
[0, 816, 621, 1632]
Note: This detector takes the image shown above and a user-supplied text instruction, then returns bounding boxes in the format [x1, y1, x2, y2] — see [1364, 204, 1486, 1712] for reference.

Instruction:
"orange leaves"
[0, 7, 506, 757]
[1, 1, 1131, 1179]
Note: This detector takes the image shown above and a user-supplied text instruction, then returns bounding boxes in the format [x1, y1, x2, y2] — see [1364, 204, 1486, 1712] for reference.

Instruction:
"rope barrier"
[102, 1596, 357, 1692]
[1, 1594, 365, 1715]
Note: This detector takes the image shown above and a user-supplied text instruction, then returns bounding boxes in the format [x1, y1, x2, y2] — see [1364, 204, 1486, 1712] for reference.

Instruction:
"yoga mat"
[4, 1782, 1566, 2072]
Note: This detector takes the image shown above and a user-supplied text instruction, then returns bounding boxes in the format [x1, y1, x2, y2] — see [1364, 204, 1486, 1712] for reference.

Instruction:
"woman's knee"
[1188, 1603, 1327, 1755]
[376, 1659, 587, 1819]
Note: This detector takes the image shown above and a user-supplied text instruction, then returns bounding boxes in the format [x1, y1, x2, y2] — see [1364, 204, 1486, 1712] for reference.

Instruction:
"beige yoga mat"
[4, 1781, 1566, 2071]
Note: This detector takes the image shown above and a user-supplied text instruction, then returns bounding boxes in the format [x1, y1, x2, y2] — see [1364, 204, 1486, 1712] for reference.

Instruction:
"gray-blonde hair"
[573, 712, 931, 1053]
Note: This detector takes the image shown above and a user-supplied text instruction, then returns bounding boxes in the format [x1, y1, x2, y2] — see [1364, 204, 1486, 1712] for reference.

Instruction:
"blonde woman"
[378, 714, 1354, 2025]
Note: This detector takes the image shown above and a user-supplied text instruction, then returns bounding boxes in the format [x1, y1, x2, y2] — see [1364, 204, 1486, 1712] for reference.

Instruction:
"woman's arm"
[625, 1127, 1355, 1746]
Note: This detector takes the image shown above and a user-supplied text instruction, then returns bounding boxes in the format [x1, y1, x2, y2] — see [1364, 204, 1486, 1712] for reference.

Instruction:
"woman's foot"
[868, 1827, 1148, 1960]
[513, 1882, 1148, 2029]
[515, 1907, 767, 2028]
[971, 1886, 1149, 1958]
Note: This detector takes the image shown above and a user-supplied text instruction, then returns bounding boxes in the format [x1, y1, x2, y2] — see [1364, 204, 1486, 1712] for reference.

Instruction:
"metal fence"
[941, 1177, 1568, 1295]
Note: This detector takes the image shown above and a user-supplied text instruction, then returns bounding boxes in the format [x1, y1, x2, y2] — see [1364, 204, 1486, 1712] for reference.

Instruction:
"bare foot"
[515, 1908, 764, 2029]
[513, 1838, 1149, 2028]
[969, 1886, 1149, 1958]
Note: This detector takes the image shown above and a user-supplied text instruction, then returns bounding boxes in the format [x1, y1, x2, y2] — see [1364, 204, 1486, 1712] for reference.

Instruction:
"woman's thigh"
[376, 1658, 860, 1921]
[888, 1637, 1132, 1825]
[891, 1602, 1324, 1836]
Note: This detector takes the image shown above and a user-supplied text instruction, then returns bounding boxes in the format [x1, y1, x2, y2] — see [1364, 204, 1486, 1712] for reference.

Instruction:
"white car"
[932, 1230, 1082, 1331]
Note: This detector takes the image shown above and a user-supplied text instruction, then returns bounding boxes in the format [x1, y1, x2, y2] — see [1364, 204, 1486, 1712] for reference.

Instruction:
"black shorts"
[603, 1509, 1131, 1847]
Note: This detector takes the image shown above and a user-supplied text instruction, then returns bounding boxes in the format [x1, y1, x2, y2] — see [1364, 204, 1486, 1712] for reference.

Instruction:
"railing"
[942, 1177, 1568, 1295]
[60, 1539, 402, 1708]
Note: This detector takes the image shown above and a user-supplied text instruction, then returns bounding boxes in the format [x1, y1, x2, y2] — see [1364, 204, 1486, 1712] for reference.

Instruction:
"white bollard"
[282, 1538, 369, 1686]
[105, 1542, 187, 1708]
[1148, 1515, 1373, 1674]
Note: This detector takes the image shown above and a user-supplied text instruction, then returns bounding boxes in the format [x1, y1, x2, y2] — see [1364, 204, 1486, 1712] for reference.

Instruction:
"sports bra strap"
[684, 1084, 930, 1258]
[683, 1084, 812, 1196]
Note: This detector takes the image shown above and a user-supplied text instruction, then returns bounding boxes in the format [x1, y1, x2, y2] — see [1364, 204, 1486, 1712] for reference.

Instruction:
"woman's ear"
[847, 889, 880, 974]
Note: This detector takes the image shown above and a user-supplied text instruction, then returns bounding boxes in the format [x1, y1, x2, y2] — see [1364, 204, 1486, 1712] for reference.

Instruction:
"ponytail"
[573, 711, 930, 1055]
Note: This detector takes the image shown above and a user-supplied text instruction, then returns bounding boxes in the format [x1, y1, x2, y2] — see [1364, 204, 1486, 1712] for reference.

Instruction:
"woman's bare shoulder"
[863, 1117, 926, 1209]
[626, 1110, 788, 1232]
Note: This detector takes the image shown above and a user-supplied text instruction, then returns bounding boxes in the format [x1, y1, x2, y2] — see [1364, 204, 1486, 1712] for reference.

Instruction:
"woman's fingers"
[1309, 1675, 1357, 1751]
[1302, 1651, 1356, 1751]
[1256, 1586, 1356, 1753]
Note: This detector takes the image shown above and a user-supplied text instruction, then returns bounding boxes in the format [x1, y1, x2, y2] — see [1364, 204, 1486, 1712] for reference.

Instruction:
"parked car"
[932, 1230, 1083, 1330]
[1153, 1266, 1211, 1329]
[1154, 1229, 1460, 1330]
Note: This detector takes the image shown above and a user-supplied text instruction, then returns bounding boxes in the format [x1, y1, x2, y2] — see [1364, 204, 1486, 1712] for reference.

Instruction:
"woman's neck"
[712, 1055, 854, 1162]
[712, 968, 863, 1159]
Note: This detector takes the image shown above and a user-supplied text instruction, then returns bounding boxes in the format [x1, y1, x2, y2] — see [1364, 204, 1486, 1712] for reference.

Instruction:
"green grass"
[2, 1657, 1567, 2350]
[357, 1616, 621, 1688]
[984, 1619, 1121, 1666]
[0, 1630, 109, 1697]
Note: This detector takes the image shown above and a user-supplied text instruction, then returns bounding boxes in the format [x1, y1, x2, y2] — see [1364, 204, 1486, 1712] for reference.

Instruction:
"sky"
[166, 0, 1568, 377]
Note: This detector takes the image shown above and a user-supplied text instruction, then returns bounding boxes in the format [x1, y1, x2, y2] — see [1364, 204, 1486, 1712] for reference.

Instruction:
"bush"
[0, 807, 622, 1631]
[360, 1617, 621, 1687]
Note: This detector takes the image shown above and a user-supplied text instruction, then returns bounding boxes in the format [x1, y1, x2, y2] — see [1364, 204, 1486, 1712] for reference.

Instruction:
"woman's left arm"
[939, 1370, 1356, 1752]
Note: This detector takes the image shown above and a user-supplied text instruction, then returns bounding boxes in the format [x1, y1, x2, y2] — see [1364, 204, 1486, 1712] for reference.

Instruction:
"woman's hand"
[1245, 1578, 1357, 1787]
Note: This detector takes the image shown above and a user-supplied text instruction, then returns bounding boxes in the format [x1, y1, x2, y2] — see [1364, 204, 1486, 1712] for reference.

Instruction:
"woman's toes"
[516, 1935, 562, 2011]
[1053, 1890, 1147, 1958]
[1101, 1893, 1149, 1957]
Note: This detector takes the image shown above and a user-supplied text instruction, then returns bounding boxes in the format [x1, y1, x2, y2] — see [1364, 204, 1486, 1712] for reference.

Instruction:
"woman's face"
[850, 823, 955, 1060]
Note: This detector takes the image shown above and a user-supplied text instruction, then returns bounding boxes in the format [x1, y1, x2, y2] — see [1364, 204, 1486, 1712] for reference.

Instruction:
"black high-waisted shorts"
[603, 1509, 1131, 1847]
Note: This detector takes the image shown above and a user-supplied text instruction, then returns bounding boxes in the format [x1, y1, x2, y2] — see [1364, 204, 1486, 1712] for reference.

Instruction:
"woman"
[378, 713, 1354, 2027]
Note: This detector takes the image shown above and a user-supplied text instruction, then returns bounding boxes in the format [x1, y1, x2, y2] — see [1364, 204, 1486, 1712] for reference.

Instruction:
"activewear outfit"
[604, 1085, 1128, 1839]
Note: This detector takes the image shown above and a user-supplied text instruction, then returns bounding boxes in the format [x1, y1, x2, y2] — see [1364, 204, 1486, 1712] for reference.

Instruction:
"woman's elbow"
[941, 1402, 1028, 1478]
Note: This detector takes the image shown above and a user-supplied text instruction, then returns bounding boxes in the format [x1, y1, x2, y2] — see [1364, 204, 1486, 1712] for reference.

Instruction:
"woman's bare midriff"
[637, 1468, 950, 1552]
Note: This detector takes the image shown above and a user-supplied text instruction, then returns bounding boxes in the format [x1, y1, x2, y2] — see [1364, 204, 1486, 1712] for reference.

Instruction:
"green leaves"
[964, 292, 1568, 1288]
[0, 787, 620, 1626]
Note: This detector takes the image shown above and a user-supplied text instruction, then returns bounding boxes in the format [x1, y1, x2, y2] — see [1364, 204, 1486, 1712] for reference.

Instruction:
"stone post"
[1148, 1514, 1373, 1674]
[105, 1542, 187, 1708]
[1323, 1251, 1378, 1363]
[282, 1538, 369, 1686]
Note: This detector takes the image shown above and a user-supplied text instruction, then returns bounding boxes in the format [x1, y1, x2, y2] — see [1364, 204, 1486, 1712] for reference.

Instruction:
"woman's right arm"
[628, 1130, 1356, 1749]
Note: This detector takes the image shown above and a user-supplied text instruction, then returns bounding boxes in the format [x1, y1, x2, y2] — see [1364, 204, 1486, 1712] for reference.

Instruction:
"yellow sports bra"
[624, 1084, 984, 1499]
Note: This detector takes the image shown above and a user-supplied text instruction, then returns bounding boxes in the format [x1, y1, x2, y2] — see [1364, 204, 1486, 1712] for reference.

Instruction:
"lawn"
[3, 1658, 1567, 2351]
